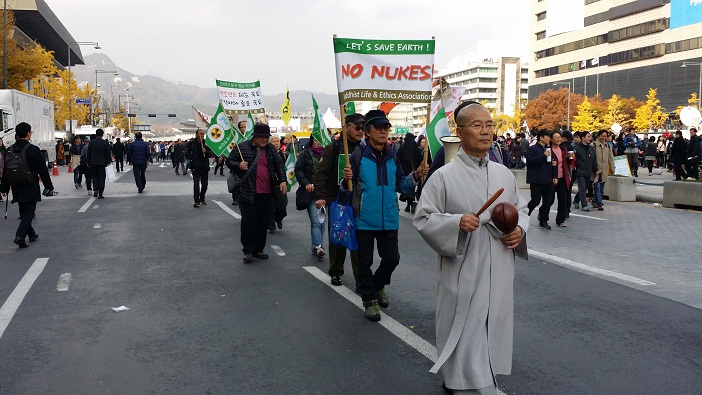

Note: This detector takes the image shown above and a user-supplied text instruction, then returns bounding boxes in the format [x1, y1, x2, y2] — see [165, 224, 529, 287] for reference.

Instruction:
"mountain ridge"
[72, 53, 342, 129]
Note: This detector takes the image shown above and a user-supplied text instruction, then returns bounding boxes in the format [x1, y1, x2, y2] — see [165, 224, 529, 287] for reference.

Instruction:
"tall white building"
[411, 57, 528, 132]
[529, 0, 702, 111]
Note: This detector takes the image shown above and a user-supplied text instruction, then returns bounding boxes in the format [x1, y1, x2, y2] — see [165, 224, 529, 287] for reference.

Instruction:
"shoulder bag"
[227, 149, 263, 194]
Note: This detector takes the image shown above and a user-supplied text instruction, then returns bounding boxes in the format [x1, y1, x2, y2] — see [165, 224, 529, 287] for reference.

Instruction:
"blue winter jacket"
[127, 138, 151, 165]
[346, 143, 416, 231]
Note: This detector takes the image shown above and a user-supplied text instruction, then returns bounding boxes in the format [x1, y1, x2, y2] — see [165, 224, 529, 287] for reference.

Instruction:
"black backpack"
[4, 144, 35, 186]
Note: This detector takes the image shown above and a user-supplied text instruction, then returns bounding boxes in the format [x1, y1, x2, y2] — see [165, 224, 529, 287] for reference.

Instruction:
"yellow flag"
[281, 86, 291, 126]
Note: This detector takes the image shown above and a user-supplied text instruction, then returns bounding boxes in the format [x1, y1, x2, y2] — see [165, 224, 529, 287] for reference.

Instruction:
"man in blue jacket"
[126, 132, 151, 193]
[342, 109, 428, 322]
[526, 129, 556, 229]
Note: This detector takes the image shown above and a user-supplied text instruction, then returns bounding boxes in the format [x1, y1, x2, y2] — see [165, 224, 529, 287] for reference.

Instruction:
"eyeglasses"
[347, 124, 363, 131]
[458, 122, 496, 132]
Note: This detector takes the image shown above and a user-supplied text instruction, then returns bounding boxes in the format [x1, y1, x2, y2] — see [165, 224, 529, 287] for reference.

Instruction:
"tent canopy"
[323, 108, 341, 129]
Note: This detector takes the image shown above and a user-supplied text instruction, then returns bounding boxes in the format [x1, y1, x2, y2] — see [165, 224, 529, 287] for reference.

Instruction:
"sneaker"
[28, 234, 39, 242]
[87, 189, 92, 196]
[539, 222, 551, 230]
[364, 302, 381, 322]
[243, 254, 253, 263]
[556, 223, 567, 227]
[573, 203, 580, 209]
[75, 183, 79, 189]
[276, 220, 283, 229]
[193, 202, 201, 208]
[314, 245, 325, 260]
[200, 199, 207, 205]
[597, 206, 604, 211]
[330, 276, 343, 286]
[378, 289, 389, 308]
[253, 252, 269, 259]
[93, 191, 98, 198]
[581, 206, 590, 212]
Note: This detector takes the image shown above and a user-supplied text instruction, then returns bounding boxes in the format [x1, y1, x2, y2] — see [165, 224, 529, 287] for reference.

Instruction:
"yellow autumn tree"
[602, 94, 631, 129]
[632, 88, 667, 132]
[571, 97, 604, 131]
[0, 10, 56, 91]
[31, 68, 93, 130]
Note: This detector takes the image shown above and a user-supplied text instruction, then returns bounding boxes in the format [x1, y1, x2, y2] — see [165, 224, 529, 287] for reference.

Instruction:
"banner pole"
[334, 34, 353, 192]
[421, 37, 436, 184]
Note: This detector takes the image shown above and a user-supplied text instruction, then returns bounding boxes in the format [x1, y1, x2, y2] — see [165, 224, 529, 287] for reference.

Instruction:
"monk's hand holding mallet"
[500, 227, 523, 250]
[459, 214, 480, 233]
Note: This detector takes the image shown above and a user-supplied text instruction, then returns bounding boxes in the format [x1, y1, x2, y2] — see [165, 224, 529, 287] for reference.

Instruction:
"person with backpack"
[341, 109, 427, 322]
[0, 122, 54, 248]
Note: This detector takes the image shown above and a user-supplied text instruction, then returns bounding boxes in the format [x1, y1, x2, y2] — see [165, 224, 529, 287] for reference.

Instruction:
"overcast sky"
[48, 0, 531, 95]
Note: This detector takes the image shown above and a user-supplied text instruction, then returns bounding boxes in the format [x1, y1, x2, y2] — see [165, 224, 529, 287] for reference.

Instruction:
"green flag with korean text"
[311, 95, 332, 147]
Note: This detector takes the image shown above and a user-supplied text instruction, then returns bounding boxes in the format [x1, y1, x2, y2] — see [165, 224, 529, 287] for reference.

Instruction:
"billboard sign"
[670, 0, 702, 29]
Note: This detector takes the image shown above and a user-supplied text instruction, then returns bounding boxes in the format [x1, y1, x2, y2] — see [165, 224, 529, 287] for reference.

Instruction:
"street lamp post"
[67, 41, 100, 134]
[681, 62, 702, 110]
[94, 70, 117, 125]
[553, 81, 572, 130]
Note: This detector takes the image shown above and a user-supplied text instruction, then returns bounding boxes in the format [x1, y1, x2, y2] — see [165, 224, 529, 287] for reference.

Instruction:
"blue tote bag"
[329, 191, 358, 251]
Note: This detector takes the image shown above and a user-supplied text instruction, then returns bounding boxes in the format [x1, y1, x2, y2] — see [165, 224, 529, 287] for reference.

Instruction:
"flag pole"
[335, 34, 353, 192]
[421, 36, 436, 184]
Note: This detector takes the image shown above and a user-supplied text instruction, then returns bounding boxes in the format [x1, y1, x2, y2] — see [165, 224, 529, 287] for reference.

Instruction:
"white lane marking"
[549, 210, 607, 221]
[303, 266, 438, 362]
[213, 200, 241, 219]
[94, 223, 102, 229]
[0, 258, 50, 339]
[92, 205, 99, 209]
[56, 273, 72, 292]
[528, 249, 656, 286]
[78, 197, 96, 213]
[270, 245, 286, 256]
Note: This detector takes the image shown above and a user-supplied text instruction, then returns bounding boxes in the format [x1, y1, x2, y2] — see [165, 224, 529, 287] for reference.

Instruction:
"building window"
[536, 31, 546, 40]
[536, 12, 546, 21]
[608, 19, 668, 43]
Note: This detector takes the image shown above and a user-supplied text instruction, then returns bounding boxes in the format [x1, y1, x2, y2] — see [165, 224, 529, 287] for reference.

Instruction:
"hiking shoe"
[243, 254, 253, 263]
[314, 245, 325, 260]
[330, 276, 343, 286]
[364, 302, 381, 322]
[378, 289, 389, 308]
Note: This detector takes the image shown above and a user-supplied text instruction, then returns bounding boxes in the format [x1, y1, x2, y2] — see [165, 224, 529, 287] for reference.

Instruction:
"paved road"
[0, 163, 700, 394]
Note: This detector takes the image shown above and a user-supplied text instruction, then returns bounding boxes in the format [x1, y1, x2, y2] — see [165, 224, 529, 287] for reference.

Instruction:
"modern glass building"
[529, 0, 702, 111]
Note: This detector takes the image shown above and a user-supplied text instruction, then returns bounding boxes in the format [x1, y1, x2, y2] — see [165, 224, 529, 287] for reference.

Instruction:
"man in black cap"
[226, 123, 287, 263]
[342, 109, 427, 321]
[314, 112, 365, 288]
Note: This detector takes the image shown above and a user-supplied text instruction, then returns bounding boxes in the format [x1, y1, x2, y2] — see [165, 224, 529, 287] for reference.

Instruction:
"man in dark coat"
[525, 129, 556, 229]
[187, 129, 215, 207]
[226, 124, 287, 263]
[573, 132, 598, 211]
[172, 139, 185, 175]
[112, 138, 125, 172]
[669, 130, 688, 180]
[86, 129, 112, 199]
[0, 122, 54, 248]
[126, 132, 151, 193]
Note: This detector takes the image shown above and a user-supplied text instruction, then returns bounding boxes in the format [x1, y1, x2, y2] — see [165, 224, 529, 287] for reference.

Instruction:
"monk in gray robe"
[413, 103, 529, 395]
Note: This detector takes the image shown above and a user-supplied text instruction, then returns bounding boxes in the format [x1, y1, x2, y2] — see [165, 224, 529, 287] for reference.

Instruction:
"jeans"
[81, 165, 92, 190]
[16, 202, 37, 238]
[306, 201, 325, 253]
[73, 167, 82, 185]
[192, 168, 209, 202]
[184, 159, 190, 173]
[356, 229, 400, 302]
[576, 176, 589, 208]
[240, 193, 273, 254]
[593, 181, 605, 207]
[133, 164, 147, 191]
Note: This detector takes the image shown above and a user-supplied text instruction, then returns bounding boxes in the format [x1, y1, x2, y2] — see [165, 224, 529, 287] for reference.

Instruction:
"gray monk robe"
[413, 149, 529, 390]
